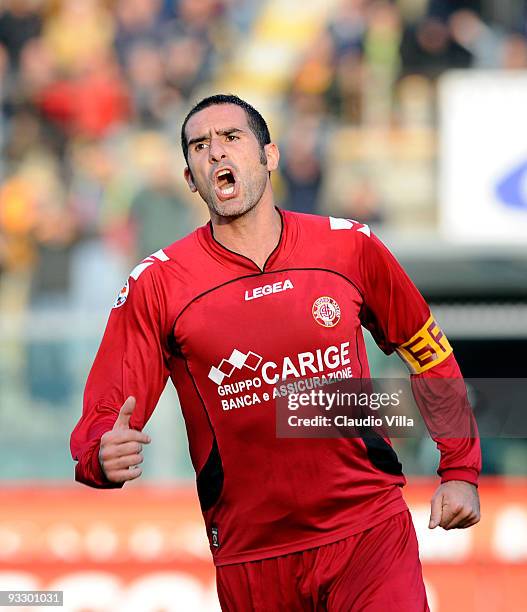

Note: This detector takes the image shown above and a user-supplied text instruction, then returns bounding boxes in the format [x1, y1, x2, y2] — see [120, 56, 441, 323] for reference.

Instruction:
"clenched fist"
[98, 396, 151, 483]
[429, 480, 480, 530]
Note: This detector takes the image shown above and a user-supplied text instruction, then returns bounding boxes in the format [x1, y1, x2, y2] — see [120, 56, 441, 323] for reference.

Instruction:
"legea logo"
[495, 159, 527, 211]
[245, 279, 294, 301]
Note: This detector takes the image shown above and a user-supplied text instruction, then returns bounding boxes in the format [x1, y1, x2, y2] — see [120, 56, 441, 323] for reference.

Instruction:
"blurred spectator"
[175, 0, 220, 37]
[129, 132, 196, 259]
[327, 48, 366, 123]
[448, 9, 503, 68]
[163, 35, 209, 100]
[363, 1, 402, 124]
[25, 152, 76, 406]
[280, 114, 326, 215]
[0, 146, 64, 274]
[0, 169, 37, 270]
[400, 16, 472, 79]
[169, 0, 236, 74]
[327, 0, 368, 58]
[0, 42, 11, 141]
[3, 106, 44, 169]
[501, 32, 527, 69]
[364, 2, 402, 78]
[17, 36, 56, 99]
[0, 0, 42, 70]
[43, 0, 114, 76]
[344, 177, 385, 225]
[125, 42, 166, 125]
[37, 50, 129, 139]
[68, 139, 121, 237]
[396, 74, 435, 128]
[67, 135, 138, 253]
[483, 0, 527, 34]
[292, 33, 335, 101]
[222, 0, 261, 34]
[114, 0, 165, 64]
[66, 136, 134, 313]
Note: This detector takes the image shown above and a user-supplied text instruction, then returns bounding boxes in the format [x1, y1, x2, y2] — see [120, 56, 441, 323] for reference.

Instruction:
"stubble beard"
[205, 158, 269, 220]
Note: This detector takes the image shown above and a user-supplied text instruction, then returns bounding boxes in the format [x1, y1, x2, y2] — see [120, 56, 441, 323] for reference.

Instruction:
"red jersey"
[70, 210, 481, 566]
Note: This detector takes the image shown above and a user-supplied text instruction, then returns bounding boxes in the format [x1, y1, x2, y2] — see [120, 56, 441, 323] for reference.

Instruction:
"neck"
[210, 190, 282, 270]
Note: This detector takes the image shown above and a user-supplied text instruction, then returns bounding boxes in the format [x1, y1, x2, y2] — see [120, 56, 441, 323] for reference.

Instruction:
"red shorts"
[216, 509, 429, 611]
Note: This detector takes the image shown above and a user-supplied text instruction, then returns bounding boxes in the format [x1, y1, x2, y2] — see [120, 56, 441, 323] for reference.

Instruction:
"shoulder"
[112, 228, 202, 311]
[128, 227, 202, 284]
[162, 227, 203, 263]
[286, 210, 372, 253]
[286, 210, 371, 235]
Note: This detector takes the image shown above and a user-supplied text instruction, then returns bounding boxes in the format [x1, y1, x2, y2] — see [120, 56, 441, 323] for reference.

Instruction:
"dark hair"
[181, 94, 271, 164]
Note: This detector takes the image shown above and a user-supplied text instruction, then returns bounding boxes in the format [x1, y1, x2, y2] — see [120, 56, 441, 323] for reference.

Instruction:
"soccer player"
[70, 94, 481, 610]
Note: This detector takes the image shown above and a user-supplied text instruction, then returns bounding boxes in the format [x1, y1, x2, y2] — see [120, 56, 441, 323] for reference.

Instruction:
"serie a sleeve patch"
[396, 315, 453, 374]
[112, 249, 169, 309]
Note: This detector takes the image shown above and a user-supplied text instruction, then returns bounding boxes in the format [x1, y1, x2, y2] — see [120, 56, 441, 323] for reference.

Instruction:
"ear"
[264, 143, 280, 172]
[184, 167, 197, 192]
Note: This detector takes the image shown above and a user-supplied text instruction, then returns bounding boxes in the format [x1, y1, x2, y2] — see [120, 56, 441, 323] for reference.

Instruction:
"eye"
[194, 142, 208, 152]
[226, 134, 239, 142]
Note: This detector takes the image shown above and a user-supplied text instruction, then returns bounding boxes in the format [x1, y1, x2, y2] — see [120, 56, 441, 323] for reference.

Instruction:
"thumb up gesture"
[98, 397, 151, 483]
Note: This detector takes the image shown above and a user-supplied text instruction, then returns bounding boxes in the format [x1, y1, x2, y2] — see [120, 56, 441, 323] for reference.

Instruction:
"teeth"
[218, 169, 231, 178]
[221, 186, 235, 195]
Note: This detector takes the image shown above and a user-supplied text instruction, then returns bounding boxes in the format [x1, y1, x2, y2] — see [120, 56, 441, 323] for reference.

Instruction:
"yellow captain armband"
[395, 314, 453, 374]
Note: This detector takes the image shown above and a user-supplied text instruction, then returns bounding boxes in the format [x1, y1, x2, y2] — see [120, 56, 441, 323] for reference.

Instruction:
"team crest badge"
[113, 280, 129, 308]
[312, 296, 341, 328]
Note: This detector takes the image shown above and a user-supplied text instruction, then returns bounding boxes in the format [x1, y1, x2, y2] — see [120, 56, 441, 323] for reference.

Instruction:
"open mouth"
[214, 167, 238, 199]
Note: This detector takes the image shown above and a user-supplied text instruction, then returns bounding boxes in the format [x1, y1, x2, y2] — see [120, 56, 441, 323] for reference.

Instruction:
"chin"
[212, 199, 255, 218]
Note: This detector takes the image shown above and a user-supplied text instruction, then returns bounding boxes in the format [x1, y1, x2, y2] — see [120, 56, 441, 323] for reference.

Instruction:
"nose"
[208, 137, 226, 163]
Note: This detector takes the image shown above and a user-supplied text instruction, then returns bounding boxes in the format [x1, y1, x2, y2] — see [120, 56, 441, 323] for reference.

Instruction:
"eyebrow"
[187, 128, 245, 148]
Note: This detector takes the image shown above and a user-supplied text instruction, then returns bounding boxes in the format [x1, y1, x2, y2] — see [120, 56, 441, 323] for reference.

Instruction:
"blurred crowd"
[0, 0, 525, 307]
[0, 0, 256, 312]
[281, 0, 527, 224]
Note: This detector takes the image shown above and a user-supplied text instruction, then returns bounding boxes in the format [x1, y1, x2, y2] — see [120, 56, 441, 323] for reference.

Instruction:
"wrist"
[440, 467, 479, 487]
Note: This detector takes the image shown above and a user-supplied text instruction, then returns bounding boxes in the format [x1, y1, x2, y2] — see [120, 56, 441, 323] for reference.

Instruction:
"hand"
[429, 480, 480, 530]
[98, 396, 151, 483]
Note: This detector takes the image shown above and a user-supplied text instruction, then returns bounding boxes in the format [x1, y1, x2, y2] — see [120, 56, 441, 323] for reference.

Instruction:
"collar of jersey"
[197, 207, 300, 273]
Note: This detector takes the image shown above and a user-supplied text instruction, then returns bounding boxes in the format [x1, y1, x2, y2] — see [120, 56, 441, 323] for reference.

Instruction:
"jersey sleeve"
[70, 266, 171, 488]
[357, 231, 434, 358]
[357, 230, 481, 485]
[411, 353, 481, 485]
